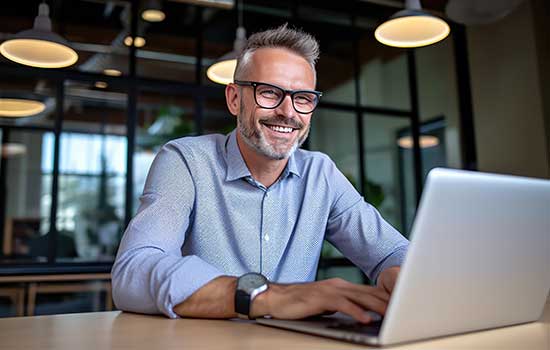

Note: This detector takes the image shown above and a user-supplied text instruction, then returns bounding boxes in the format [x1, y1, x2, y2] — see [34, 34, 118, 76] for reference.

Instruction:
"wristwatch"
[234, 272, 269, 319]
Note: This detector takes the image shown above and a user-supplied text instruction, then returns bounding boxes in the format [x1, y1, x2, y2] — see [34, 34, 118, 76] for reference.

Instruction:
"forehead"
[246, 48, 315, 90]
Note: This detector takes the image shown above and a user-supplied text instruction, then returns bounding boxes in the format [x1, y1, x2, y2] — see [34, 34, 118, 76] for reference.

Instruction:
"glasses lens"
[255, 84, 284, 108]
[293, 92, 318, 113]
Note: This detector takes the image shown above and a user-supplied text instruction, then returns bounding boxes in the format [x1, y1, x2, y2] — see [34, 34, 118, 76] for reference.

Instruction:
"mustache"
[259, 116, 304, 129]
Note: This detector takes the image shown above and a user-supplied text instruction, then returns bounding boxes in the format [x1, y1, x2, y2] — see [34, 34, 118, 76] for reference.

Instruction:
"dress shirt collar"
[225, 129, 302, 182]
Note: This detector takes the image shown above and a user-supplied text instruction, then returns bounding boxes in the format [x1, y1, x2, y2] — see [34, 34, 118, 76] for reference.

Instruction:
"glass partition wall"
[0, 0, 471, 314]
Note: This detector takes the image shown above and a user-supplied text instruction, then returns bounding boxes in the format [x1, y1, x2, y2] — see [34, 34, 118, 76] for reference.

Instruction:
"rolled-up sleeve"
[111, 142, 224, 318]
[324, 162, 409, 281]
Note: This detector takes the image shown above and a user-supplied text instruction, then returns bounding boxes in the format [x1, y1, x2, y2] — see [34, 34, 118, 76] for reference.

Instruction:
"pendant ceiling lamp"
[0, 97, 46, 118]
[2, 143, 28, 158]
[103, 68, 122, 77]
[0, 2, 78, 68]
[206, 0, 246, 85]
[375, 0, 450, 48]
[124, 35, 146, 48]
[397, 135, 439, 149]
[142, 0, 166, 23]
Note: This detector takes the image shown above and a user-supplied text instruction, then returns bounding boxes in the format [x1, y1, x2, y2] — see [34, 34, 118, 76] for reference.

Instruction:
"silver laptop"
[256, 168, 550, 346]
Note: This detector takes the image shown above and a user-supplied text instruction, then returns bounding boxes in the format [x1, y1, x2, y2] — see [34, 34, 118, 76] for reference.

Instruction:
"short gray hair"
[234, 23, 320, 82]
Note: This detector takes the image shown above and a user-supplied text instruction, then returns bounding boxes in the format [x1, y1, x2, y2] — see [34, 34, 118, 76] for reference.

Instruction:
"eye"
[294, 94, 315, 105]
[259, 88, 281, 99]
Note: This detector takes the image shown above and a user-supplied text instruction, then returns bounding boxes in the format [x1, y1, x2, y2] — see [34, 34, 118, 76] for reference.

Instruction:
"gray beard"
[237, 116, 309, 160]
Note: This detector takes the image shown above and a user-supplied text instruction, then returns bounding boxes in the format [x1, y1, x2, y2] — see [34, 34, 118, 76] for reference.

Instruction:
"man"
[112, 24, 409, 323]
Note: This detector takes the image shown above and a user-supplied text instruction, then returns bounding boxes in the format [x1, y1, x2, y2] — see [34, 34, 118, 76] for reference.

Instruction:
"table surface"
[0, 297, 548, 350]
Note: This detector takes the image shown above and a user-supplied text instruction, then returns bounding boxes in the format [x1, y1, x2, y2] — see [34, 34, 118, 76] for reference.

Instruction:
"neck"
[236, 133, 288, 188]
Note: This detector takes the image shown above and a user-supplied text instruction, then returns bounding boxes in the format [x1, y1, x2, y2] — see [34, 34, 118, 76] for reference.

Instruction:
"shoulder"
[149, 133, 226, 172]
[167, 133, 226, 154]
[159, 133, 226, 162]
[294, 148, 337, 174]
[294, 148, 358, 201]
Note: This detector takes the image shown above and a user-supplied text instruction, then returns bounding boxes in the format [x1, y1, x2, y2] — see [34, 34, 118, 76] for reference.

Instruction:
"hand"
[250, 278, 390, 323]
[376, 266, 401, 294]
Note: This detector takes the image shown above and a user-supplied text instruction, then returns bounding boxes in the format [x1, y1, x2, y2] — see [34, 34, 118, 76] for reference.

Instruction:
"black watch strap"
[234, 289, 251, 317]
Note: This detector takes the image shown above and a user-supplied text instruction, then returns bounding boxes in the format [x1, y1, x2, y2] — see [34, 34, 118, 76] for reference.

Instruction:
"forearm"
[112, 247, 224, 318]
[173, 276, 238, 318]
[173, 275, 396, 323]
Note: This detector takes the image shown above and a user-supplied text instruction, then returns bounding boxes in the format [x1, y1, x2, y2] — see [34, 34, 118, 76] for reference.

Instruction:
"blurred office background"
[0, 0, 548, 317]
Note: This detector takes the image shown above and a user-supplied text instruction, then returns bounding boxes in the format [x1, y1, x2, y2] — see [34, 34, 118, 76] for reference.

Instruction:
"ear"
[225, 83, 240, 117]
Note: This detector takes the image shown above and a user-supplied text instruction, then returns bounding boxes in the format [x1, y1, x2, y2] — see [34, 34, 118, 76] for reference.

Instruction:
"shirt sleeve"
[111, 141, 224, 319]
[324, 161, 410, 282]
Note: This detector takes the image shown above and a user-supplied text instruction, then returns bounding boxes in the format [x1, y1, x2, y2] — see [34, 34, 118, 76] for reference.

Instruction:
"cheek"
[300, 116, 312, 129]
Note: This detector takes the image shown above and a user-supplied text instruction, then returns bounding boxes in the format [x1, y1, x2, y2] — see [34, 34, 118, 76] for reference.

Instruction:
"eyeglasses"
[234, 80, 322, 114]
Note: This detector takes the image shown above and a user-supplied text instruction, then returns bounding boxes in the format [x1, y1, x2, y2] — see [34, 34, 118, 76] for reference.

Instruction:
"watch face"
[238, 273, 268, 293]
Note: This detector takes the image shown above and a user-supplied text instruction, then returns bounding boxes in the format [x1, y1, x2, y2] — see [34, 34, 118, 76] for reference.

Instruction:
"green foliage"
[137, 105, 195, 151]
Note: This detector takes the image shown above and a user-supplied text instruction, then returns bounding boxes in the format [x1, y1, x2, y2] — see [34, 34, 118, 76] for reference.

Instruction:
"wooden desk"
[0, 298, 548, 350]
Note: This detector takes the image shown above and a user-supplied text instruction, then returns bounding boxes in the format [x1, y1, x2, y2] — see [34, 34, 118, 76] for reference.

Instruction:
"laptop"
[256, 168, 550, 346]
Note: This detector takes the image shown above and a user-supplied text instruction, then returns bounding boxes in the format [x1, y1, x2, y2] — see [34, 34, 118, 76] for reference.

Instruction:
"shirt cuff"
[373, 245, 409, 281]
[157, 255, 225, 319]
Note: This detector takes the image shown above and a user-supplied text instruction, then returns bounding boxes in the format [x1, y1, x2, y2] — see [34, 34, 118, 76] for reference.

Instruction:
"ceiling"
[0, 0, 453, 130]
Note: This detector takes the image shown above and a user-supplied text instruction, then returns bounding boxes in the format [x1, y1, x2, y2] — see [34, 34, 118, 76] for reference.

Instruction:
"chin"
[267, 143, 299, 160]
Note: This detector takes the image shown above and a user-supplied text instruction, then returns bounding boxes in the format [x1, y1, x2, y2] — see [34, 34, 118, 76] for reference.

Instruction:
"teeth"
[268, 125, 293, 133]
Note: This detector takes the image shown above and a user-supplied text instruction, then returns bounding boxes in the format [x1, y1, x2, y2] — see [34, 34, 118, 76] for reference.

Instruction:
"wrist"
[249, 287, 270, 318]
[377, 266, 401, 291]
[234, 273, 270, 319]
[228, 277, 239, 317]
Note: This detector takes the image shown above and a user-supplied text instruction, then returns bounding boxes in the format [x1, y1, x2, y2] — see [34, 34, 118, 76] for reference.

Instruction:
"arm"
[173, 276, 238, 318]
[111, 142, 224, 318]
[174, 275, 390, 323]
[174, 161, 405, 322]
[120, 147, 400, 321]
[324, 163, 409, 282]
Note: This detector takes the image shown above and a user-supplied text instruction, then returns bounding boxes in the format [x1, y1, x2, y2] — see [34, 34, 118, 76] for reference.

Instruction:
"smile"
[263, 123, 296, 134]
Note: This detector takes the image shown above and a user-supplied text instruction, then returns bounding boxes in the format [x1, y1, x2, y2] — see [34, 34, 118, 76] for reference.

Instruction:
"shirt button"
[264, 234, 270, 241]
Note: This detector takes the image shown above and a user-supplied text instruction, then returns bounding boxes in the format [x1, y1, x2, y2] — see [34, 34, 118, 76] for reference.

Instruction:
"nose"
[276, 93, 298, 118]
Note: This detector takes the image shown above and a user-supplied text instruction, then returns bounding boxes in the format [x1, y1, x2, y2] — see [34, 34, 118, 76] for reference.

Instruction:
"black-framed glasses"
[234, 80, 322, 114]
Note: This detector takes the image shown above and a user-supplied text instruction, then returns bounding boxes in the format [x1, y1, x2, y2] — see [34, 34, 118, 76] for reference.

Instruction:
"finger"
[334, 299, 372, 324]
[322, 279, 390, 314]
[342, 289, 389, 316]
[347, 283, 391, 302]
[327, 279, 390, 303]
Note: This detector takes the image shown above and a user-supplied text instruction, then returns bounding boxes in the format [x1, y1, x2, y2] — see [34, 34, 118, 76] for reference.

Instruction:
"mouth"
[261, 122, 300, 135]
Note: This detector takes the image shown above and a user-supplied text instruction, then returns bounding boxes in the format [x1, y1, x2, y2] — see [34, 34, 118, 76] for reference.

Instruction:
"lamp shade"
[142, 9, 165, 22]
[142, 0, 166, 22]
[374, 10, 451, 48]
[375, 9, 450, 48]
[397, 135, 440, 149]
[206, 52, 238, 85]
[206, 27, 246, 85]
[0, 3, 78, 68]
[103, 68, 122, 76]
[1, 143, 27, 158]
[0, 98, 46, 117]
[124, 36, 146, 48]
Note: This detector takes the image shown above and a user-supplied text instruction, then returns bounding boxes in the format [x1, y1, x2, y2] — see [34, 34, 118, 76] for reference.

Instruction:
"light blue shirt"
[112, 130, 409, 318]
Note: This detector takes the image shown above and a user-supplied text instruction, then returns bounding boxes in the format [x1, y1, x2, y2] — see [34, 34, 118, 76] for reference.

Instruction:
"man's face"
[236, 48, 316, 160]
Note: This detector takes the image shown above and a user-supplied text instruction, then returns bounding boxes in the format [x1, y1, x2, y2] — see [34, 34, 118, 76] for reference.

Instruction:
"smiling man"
[112, 24, 409, 323]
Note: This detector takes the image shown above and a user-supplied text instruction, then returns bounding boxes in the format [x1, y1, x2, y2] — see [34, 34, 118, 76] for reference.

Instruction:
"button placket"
[260, 189, 272, 273]
[263, 190, 271, 242]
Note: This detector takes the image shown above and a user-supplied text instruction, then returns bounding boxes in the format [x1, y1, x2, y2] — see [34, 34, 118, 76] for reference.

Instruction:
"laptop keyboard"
[326, 320, 383, 336]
